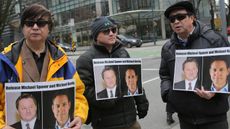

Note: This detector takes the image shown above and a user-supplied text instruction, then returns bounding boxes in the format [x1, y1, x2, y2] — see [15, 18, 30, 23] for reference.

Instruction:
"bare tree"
[0, 0, 15, 50]
[0, 0, 16, 35]
[226, 0, 230, 26]
[191, 0, 202, 19]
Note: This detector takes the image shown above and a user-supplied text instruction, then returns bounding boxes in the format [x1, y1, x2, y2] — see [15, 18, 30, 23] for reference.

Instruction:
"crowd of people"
[0, 1, 230, 129]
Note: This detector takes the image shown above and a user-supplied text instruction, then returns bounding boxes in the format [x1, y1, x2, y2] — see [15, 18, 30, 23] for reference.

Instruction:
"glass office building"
[49, 0, 164, 45]
[2, 0, 218, 47]
[47, 0, 110, 46]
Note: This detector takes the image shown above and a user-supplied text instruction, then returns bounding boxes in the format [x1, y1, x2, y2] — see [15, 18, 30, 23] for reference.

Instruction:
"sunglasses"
[101, 27, 117, 35]
[168, 14, 189, 23]
[24, 20, 50, 27]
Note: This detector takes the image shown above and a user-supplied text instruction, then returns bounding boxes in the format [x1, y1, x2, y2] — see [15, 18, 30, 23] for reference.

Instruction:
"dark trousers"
[93, 121, 141, 129]
[179, 119, 228, 129]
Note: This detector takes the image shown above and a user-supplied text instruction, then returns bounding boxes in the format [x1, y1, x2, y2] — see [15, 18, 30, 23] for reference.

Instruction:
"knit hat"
[91, 16, 117, 41]
[164, 1, 195, 18]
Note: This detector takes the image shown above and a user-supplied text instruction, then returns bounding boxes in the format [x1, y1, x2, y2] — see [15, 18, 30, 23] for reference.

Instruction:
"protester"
[0, 53, 18, 129]
[159, 1, 229, 129]
[76, 16, 149, 129]
[1, 4, 88, 129]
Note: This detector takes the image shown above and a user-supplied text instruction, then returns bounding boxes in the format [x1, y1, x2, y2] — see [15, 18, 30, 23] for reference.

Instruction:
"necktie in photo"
[26, 123, 31, 129]
[110, 90, 113, 98]
[188, 82, 192, 90]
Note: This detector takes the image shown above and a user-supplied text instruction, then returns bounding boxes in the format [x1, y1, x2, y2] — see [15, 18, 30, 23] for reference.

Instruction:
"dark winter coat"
[76, 41, 149, 129]
[159, 21, 229, 124]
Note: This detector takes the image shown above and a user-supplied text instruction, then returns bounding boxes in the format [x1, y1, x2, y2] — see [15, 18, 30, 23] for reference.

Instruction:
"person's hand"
[195, 86, 215, 100]
[67, 116, 82, 129]
[137, 110, 148, 119]
[2, 125, 15, 129]
[136, 101, 149, 119]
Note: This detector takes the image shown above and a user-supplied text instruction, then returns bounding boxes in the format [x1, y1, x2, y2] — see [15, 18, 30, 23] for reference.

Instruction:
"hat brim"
[164, 1, 194, 18]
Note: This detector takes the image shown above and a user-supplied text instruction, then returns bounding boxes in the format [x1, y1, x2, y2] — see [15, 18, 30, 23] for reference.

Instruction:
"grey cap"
[90, 16, 117, 41]
[164, 1, 195, 18]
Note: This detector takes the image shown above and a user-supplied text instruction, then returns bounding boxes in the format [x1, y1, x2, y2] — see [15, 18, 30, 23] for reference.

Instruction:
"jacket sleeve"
[76, 55, 116, 109]
[0, 83, 5, 129]
[159, 45, 172, 102]
[73, 72, 89, 124]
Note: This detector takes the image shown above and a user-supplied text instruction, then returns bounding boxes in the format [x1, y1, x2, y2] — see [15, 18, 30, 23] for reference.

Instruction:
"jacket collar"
[4, 38, 65, 64]
[93, 41, 122, 54]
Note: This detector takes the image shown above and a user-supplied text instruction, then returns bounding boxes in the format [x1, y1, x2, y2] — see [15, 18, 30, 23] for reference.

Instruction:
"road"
[68, 39, 230, 129]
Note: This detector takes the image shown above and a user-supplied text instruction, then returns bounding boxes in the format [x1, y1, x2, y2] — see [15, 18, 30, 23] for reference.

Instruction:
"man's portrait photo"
[10, 93, 41, 129]
[174, 57, 201, 91]
[121, 65, 142, 96]
[96, 66, 120, 100]
[42, 88, 74, 129]
[203, 56, 230, 93]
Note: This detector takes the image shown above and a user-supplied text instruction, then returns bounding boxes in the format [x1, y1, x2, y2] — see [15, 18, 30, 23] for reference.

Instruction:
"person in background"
[159, 1, 229, 129]
[1, 3, 88, 129]
[76, 16, 149, 129]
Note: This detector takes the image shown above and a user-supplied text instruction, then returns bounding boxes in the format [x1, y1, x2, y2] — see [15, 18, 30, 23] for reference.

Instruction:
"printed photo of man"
[209, 57, 230, 92]
[97, 66, 119, 99]
[11, 94, 41, 129]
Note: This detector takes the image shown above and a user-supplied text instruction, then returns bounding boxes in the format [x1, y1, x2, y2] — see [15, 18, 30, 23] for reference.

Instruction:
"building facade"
[2, 0, 220, 47]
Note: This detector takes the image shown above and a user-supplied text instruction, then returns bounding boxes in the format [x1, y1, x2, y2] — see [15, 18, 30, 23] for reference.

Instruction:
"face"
[209, 60, 229, 90]
[183, 62, 198, 81]
[52, 95, 71, 127]
[103, 70, 117, 89]
[96, 27, 117, 47]
[169, 9, 195, 38]
[17, 98, 37, 121]
[125, 69, 138, 94]
[22, 16, 50, 44]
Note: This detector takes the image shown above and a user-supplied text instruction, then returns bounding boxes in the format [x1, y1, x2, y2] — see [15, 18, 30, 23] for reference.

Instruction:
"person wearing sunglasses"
[159, 1, 230, 129]
[76, 16, 149, 129]
[1, 4, 88, 129]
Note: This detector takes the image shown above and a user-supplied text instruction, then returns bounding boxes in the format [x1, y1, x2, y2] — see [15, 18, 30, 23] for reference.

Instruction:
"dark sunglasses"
[168, 14, 190, 23]
[101, 27, 117, 35]
[24, 20, 50, 27]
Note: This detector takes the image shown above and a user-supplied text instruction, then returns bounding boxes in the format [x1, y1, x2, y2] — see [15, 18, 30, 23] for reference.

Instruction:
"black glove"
[137, 102, 149, 119]
[137, 110, 148, 119]
[162, 90, 169, 102]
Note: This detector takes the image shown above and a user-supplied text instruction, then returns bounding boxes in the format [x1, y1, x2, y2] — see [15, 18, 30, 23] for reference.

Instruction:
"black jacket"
[159, 21, 229, 124]
[76, 42, 149, 129]
[11, 119, 41, 129]
[97, 87, 120, 99]
[174, 80, 201, 90]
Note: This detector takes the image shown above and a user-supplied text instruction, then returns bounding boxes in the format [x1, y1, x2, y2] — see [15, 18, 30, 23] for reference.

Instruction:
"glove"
[162, 90, 169, 102]
[137, 102, 149, 119]
[137, 110, 148, 119]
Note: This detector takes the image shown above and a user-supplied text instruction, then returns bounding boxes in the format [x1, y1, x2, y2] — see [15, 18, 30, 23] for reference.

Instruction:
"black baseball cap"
[164, 1, 195, 18]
